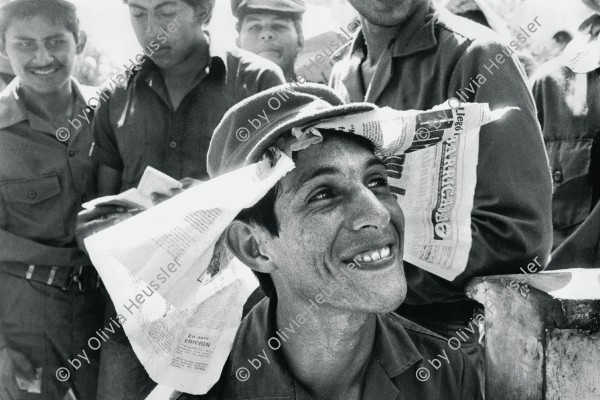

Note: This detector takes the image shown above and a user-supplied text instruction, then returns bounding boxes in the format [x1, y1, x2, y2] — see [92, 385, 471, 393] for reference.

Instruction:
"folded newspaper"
[85, 101, 514, 394]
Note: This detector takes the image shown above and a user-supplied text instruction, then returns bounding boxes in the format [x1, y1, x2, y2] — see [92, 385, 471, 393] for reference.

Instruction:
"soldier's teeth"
[355, 246, 391, 263]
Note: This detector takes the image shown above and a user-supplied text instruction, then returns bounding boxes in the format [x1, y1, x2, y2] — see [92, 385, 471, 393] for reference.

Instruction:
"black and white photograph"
[0, 0, 598, 399]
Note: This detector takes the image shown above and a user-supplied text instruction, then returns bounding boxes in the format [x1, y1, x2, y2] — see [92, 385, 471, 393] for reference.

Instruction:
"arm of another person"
[403, 40, 553, 304]
[450, 39, 553, 281]
[76, 92, 129, 251]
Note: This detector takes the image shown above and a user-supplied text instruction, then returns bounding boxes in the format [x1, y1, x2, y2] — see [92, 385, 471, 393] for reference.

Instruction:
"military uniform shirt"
[91, 46, 285, 190]
[0, 78, 95, 266]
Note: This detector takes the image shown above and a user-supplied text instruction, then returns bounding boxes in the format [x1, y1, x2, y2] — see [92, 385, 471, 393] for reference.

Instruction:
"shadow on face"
[126, 0, 211, 69]
[238, 12, 302, 73]
[262, 131, 407, 314]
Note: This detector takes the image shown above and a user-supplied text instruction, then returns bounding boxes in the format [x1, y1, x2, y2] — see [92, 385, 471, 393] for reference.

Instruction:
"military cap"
[231, 0, 306, 19]
[207, 83, 375, 178]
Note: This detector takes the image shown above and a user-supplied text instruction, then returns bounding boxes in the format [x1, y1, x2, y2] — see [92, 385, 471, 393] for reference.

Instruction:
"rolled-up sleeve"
[91, 89, 124, 171]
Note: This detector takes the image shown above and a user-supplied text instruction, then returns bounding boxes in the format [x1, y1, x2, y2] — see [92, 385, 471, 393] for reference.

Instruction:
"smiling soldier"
[0, 1, 105, 399]
[232, 0, 305, 82]
[174, 84, 482, 400]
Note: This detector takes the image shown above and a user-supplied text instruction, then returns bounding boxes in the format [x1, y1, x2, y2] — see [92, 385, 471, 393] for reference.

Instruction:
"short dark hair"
[234, 130, 375, 298]
[122, 0, 215, 23]
[0, 0, 80, 43]
[236, 182, 281, 298]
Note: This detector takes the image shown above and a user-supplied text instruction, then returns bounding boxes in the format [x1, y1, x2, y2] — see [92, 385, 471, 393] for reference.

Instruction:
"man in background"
[531, 0, 600, 269]
[232, 0, 305, 81]
[76, 0, 285, 399]
[330, 0, 553, 387]
[0, 0, 14, 90]
[0, 1, 104, 399]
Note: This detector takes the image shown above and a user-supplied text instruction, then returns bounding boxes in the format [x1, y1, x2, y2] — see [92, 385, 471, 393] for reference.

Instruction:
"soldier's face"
[3, 16, 80, 94]
[261, 134, 407, 313]
[347, 0, 422, 27]
[127, 0, 209, 69]
[239, 13, 302, 73]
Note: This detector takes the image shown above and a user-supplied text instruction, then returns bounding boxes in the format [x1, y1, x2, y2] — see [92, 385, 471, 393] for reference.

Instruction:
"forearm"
[453, 40, 552, 276]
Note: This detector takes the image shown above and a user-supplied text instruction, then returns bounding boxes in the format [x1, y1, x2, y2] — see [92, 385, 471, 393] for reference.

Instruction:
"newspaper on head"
[85, 101, 514, 395]
[84, 149, 295, 395]
[297, 101, 516, 280]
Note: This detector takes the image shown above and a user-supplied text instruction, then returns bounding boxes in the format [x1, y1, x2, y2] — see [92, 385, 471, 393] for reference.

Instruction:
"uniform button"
[68, 149, 76, 157]
[553, 169, 563, 183]
[170, 141, 177, 149]
[27, 189, 37, 200]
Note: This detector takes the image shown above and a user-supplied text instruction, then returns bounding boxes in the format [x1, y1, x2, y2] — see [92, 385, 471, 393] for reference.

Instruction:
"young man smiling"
[76, 1, 285, 399]
[176, 85, 482, 400]
[0, 1, 104, 399]
[232, 0, 305, 82]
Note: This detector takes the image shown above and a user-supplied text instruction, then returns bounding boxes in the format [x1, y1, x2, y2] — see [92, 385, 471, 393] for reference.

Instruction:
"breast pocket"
[545, 139, 594, 229]
[0, 175, 67, 243]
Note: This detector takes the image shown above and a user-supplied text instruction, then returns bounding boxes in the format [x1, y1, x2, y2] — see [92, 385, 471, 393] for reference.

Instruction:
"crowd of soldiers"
[0, 0, 597, 399]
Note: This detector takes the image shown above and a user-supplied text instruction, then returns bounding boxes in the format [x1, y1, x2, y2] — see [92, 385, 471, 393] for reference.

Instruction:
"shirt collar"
[0, 77, 88, 132]
[136, 31, 228, 86]
[348, 0, 438, 61]
[229, 298, 423, 399]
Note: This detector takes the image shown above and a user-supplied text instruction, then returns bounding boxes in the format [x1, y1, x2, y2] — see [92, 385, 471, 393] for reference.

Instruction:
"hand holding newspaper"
[85, 101, 514, 394]
[83, 167, 184, 211]
[85, 150, 294, 394]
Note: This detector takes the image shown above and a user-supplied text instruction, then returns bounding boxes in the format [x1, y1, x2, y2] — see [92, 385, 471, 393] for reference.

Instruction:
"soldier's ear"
[225, 221, 278, 275]
[75, 30, 87, 54]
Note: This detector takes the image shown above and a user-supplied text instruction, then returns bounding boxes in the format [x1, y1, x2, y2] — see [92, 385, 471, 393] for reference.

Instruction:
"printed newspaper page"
[308, 102, 515, 280]
[84, 151, 295, 395]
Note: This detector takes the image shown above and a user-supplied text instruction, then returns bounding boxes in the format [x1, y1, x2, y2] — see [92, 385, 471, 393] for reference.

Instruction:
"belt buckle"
[66, 266, 99, 292]
[61, 266, 81, 292]
[73, 266, 85, 292]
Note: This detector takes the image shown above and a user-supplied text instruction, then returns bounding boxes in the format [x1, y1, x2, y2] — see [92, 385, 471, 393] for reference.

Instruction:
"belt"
[397, 300, 484, 324]
[0, 262, 101, 292]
